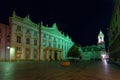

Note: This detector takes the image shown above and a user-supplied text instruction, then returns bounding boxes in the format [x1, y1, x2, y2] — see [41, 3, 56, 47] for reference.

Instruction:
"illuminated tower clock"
[97, 30, 105, 49]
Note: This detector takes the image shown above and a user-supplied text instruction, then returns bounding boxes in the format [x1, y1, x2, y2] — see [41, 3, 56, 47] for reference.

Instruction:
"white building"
[8, 11, 74, 61]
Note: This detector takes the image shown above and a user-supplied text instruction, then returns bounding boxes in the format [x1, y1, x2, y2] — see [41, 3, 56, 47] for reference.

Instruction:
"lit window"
[16, 36, 21, 43]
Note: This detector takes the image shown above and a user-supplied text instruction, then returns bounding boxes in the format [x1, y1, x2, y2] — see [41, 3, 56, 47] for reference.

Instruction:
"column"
[51, 50, 55, 60]
[40, 34, 43, 60]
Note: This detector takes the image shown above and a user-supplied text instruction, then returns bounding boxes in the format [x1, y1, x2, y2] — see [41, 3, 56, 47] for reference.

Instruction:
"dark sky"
[0, 0, 115, 47]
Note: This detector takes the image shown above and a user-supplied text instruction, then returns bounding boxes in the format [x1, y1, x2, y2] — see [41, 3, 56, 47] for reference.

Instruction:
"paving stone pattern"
[0, 60, 120, 80]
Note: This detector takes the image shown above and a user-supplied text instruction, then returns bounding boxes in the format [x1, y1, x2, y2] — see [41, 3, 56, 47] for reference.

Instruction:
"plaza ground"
[0, 60, 120, 80]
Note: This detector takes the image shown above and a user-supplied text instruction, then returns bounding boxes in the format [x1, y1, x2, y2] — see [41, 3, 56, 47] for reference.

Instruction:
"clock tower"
[97, 30, 105, 50]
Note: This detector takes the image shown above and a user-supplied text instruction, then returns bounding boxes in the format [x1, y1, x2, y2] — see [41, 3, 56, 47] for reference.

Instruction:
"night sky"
[0, 0, 115, 47]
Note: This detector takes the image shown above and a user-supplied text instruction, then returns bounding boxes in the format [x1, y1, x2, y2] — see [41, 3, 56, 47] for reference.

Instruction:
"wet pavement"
[0, 60, 120, 80]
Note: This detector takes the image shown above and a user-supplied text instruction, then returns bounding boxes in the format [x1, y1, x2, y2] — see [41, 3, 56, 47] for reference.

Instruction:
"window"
[53, 40, 56, 48]
[34, 40, 37, 45]
[26, 38, 30, 44]
[16, 36, 21, 43]
[43, 42, 46, 47]
[17, 25, 21, 31]
[26, 29, 30, 34]
[43, 34, 47, 39]
[58, 44, 60, 48]
[49, 42, 52, 47]
[34, 32, 37, 36]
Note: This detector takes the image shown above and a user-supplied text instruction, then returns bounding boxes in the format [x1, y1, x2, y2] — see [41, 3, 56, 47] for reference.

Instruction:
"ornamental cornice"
[12, 16, 39, 29]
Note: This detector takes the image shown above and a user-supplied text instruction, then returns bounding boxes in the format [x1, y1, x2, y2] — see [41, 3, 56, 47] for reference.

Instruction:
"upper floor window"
[26, 29, 30, 34]
[43, 34, 47, 39]
[53, 40, 56, 48]
[26, 38, 30, 44]
[34, 31, 37, 36]
[16, 36, 21, 43]
[34, 40, 37, 45]
[17, 25, 21, 31]
[48, 42, 52, 47]
[43, 39, 47, 47]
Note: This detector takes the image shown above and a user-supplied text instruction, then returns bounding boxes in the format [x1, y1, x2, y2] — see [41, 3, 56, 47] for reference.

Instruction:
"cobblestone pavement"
[0, 60, 120, 80]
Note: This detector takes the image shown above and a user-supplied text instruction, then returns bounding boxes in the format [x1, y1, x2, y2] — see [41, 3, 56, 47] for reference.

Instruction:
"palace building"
[0, 11, 74, 61]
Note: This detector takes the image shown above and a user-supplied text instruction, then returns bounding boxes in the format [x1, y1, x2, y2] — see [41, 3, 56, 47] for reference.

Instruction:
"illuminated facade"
[108, 0, 120, 63]
[81, 30, 106, 60]
[40, 23, 74, 61]
[8, 11, 73, 61]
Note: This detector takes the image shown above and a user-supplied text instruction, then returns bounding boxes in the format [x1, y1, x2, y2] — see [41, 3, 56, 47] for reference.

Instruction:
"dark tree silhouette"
[67, 44, 81, 58]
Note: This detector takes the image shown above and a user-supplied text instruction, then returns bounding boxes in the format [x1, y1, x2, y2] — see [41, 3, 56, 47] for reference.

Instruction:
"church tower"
[97, 30, 105, 50]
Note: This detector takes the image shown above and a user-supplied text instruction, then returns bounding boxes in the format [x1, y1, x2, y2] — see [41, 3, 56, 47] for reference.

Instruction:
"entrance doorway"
[54, 51, 57, 60]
